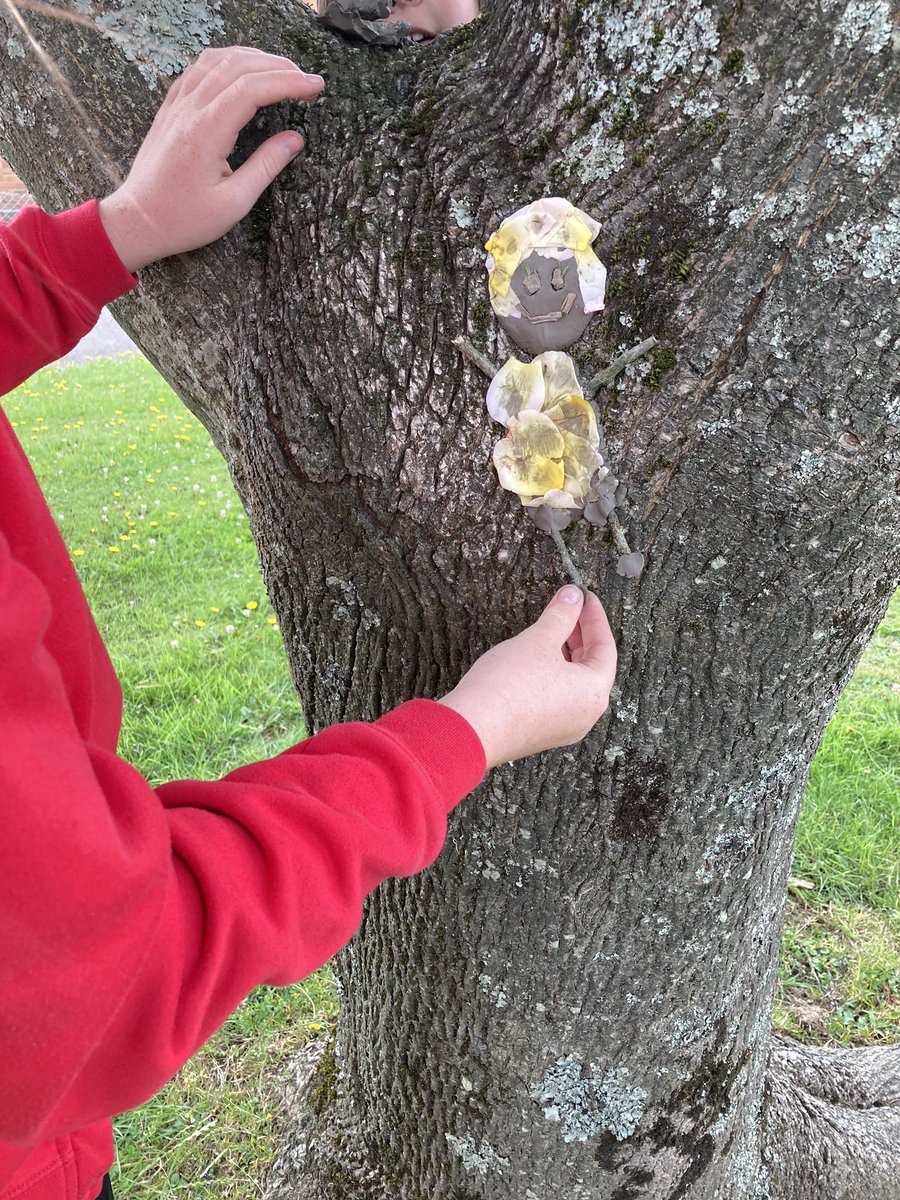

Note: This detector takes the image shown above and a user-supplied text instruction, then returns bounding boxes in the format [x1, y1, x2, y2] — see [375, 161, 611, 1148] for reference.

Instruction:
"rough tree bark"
[2, 1, 898, 1196]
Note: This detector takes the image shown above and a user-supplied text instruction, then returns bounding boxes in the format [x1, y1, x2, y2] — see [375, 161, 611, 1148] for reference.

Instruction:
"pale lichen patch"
[73, 0, 225, 86]
[533, 1056, 647, 1142]
[449, 196, 475, 230]
[813, 198, 900, 286]
[566, 124, 626, 183]
[444, 1132, 510, 1176]
[825, 106, 898, 179]
[833, 0, 893, 54]
[600, 0, 720, 86]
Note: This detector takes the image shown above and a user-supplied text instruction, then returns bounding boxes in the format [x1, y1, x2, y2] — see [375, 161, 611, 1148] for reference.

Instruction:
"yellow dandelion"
[73, 549, 85, 557]
[246, 600, 259, 611]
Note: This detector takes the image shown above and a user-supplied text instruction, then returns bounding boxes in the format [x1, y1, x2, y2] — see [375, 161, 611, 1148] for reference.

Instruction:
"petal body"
[492, 411, 565, 498]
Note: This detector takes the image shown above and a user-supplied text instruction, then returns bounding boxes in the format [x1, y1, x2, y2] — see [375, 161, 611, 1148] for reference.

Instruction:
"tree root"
[764, 1036, 900, 1200]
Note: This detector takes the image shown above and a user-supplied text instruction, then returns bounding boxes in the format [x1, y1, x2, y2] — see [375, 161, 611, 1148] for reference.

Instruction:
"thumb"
[534, 585, 584, 643]
[228, 130, 305, 213]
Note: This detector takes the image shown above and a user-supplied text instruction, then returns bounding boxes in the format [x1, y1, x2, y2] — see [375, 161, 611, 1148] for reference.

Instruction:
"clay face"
[484, 198, 607, 355]
[500, 253, 593, 356]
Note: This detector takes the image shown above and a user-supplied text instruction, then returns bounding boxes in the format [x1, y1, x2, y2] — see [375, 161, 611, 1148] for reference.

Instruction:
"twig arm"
[549, 528, 586, 590]
[453, 336, 500, 380]
[585, 337, 658, 397]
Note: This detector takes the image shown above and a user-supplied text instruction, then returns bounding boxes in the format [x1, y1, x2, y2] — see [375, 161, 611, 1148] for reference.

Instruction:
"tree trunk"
[2, 1, 898, 1196]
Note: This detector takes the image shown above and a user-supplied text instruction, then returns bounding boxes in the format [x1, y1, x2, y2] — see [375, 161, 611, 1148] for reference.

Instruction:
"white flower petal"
[523, 488, 581, 509]
[486, 357, 545, 426]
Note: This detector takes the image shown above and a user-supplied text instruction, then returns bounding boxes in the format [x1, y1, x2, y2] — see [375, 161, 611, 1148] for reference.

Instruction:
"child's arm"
[0, 548, 613, 1143]
[0, 201, 136, 395]
[0, 47, 323, 395]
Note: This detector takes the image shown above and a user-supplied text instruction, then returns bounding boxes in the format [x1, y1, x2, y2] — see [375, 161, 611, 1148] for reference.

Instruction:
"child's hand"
[439, 587, 617, 769]
[99, 47, 324, 273]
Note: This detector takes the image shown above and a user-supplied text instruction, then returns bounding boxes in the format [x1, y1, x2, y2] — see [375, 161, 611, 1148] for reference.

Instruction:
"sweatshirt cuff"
[37, 199, 138, 316]
[375, 699, 486, 813]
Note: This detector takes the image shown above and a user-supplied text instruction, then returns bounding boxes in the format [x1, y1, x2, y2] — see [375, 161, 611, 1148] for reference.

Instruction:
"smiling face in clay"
[386, 0, 480, 42]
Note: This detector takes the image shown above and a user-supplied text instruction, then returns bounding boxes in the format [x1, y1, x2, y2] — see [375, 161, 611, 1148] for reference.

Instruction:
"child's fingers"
[225, 131, 305, 214]
[160, 71, 188, 110]
[171, 46, 237, 101]
[566, 622, 584, 661]
[205, 70, 325, 146]
[191, 48, 309, 109]
[173, 46, 272, 101]
[533, 585, 585, 647]
[576, 593, 617, 681]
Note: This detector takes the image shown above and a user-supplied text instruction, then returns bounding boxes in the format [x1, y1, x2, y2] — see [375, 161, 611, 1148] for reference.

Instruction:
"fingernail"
[283, 131, 305, 157]
[303, 72, 325, 84]
[556, 585, 583, 604]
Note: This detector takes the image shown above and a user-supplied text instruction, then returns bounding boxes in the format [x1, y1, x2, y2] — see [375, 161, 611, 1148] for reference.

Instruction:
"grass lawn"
[8, 354, 899, 1196]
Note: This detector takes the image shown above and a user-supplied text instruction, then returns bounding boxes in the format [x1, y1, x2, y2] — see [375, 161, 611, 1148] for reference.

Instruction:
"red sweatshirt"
[0, 201, 485, 1200]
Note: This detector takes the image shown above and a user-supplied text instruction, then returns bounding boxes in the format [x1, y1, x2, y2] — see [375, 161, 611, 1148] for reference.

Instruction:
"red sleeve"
[0, 200, 137, 395]
[0, 530, 486, 1144]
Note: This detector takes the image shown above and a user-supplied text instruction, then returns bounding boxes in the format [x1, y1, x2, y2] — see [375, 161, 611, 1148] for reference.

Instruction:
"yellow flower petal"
[544, 395, 599, 449]
[492, 411, 566, 498]
[561, 432, 603, 498]
[523, 488, 581, 510]
[573, 248, 608, 313]
[561, 215, 595, 253]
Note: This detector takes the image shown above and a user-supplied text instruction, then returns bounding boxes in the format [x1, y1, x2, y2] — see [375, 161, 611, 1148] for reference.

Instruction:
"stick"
[585, 336, 658, 397]
[453, 336, 499, 380]
[607, 511, 632, 556]
[549, 528, 586, 590]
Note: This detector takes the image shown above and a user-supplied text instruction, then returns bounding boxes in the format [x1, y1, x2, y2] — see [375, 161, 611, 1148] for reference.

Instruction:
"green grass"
[793, 597, 899, 910]
[111, 977, 337, 1199]
[774, 591, 899, 1044]
[8, 354, 899, 1190]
